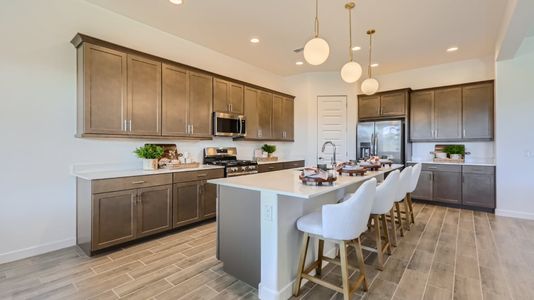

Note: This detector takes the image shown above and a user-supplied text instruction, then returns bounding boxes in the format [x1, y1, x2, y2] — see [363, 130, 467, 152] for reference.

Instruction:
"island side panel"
[217, 185, 261, 287]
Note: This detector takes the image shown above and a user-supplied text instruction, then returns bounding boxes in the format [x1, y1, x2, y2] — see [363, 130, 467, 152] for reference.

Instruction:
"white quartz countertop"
[209, 164, 403, 199]
[407, 160, 496, 166]
[256, 158, 305, 165]
[73, 165, 224, 180]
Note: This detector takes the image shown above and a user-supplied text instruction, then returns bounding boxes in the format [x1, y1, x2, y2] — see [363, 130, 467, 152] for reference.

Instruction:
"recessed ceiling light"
[371, 63, 379, 67]
[250, 38, 260, 44]
[296, 61, 304, 66]
[447, 47, 459, 52]
[169, 0, 183, 5]
[352, 46, 361, 51]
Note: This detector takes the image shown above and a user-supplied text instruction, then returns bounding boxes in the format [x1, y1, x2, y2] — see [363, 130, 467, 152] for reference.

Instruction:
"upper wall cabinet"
[358, 89, 409, 120]
[272, 95, 294, 141]
[409, 81, 494, 142]
[213, 78, 244, 115]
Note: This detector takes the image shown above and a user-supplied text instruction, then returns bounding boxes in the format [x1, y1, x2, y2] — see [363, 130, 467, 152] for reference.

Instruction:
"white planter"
[450, 154, 462, 160]
[142, 159, 159, 170]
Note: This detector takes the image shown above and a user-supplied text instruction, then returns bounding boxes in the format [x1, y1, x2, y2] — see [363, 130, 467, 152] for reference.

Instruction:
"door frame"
[316, 95, 348, 164]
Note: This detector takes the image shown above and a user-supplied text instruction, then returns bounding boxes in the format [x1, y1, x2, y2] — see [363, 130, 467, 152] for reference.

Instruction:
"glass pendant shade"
[340, 61, 362, 83]
[361, 78, 380, 95]
[304, 37, 330, 66]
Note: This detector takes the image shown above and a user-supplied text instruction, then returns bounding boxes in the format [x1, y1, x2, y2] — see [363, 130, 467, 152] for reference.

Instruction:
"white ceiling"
[86, 0, 508, 76]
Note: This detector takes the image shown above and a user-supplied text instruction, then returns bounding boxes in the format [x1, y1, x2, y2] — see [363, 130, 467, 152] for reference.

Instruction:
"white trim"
[0, 238, 76, 264]
[495, 209, 534, 220]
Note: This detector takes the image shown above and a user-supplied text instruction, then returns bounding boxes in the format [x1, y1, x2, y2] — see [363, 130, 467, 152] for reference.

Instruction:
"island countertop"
[209, 164, 403, 199]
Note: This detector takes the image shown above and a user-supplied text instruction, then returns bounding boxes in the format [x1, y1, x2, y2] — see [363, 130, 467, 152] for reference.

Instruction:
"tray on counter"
[299, 174, 337, 186]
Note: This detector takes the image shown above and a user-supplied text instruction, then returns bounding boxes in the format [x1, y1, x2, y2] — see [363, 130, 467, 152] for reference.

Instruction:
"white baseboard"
[0, 238, 76, 264]
[495, 209, 534, 220]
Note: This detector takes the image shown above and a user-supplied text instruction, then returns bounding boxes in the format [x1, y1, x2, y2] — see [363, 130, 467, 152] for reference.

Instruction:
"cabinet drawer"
[462, 165, 495, 175]
[283, 160, 305, 169]
[422, 164, 461, 173]
[93, 174, 172, 194]
[258, 163, 284, 173]
[173, 168, 224, 183]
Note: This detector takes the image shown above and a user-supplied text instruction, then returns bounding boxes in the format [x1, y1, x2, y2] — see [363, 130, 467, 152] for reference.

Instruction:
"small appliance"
[213, 112, 246, 137]
[203, 147, 258, 177]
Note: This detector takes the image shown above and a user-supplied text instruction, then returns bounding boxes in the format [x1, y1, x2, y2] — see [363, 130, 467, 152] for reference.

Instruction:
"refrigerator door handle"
[375, 135, 379, 156]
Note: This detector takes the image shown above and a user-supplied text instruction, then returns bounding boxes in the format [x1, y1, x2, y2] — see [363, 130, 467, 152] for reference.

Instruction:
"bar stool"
[406, 163, 422, 224]
[368, 170, 400, 270]
[293, 179, 377, 300]
[392, 167, 413, 239]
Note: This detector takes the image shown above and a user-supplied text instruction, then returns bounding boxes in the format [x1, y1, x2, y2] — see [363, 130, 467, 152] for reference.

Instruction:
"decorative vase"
[267, 153, 273, 158]
[450, 154, 462, 160]
[143, 159, 159, 170]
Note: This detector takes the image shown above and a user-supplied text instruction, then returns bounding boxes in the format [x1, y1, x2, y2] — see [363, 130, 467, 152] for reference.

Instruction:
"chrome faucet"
[321, 141, 337, 166]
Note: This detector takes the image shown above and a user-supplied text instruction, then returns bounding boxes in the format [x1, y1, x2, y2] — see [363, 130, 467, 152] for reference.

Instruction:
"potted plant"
[134, 144, 164, 170]
[261, 144, 277, 158]
[444, 145, 465, 160]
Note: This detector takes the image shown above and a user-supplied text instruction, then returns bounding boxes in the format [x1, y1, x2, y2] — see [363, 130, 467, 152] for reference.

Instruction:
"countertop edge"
[256, 159, 306, 165]
[73, 165, 225, 180]
[407, 161, 496, 166]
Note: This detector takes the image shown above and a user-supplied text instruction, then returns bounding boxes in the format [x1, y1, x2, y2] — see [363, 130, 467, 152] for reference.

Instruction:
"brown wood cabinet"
[244, 87, 260, 139]
[409, 81, 494, 142]
[258, 91, 273, 139]
[462, 166, 495, 208]
[213, 78, 244, 114]
[358, 89, 408, 120]
[137, 185, 172, 238]
[203, 182, 217, 219]
[258, 160, 305, 173]
[173, 181, 202, 227]
[411, 170, 433, 200]
[188, 72, 213, 138]
[432, 169, 462, 204]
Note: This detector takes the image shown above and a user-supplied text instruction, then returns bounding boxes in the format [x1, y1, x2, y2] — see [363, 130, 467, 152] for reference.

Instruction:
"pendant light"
[361, 29, 380, 95]
[303, 0, 330, 65]
[340, 2, 362, 83]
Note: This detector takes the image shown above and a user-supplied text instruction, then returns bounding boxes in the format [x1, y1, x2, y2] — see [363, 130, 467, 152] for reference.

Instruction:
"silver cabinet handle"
[129, 120, 132, 132]
[229, 104, 232, 112]
[187, 124, 191, 134]
[123, 120, 127, 131]
[191, 125, 194, 135]
[463, 129, 466, 137]
[197, 174, 208, 178]
[132, 180, 146, 184]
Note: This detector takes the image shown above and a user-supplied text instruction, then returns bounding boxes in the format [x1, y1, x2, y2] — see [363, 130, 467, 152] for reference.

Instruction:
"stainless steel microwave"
[213, 112, 246, 137]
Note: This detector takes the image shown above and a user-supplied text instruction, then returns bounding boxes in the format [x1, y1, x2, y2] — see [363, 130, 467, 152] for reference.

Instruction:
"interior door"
[318, 96, 348, 163]
[375, 120, 403, 163]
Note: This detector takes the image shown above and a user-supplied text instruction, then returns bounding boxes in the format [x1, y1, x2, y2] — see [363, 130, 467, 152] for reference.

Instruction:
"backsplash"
[411, 142, 495, 163]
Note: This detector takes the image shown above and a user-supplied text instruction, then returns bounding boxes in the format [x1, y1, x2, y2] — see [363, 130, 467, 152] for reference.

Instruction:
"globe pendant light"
[340, 2, 362, 83]
[303, 0, 330, 65]
[361, 29, 380, 95]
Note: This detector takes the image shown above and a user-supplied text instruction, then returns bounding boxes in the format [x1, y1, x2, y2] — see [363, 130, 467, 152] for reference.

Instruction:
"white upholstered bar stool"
[391, 167, 413, 239]
[293, 179, 377, 300]
[406, 163, 422, 224]
[368, 170, 400, 270]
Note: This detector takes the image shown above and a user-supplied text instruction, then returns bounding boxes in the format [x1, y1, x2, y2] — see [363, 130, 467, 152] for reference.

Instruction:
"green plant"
[134, 144, 164, 159]
[443, 145, 465, 155]
[261, 144, 277, 154]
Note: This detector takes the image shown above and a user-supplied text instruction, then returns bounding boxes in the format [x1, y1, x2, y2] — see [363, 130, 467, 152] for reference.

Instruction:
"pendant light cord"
[314, 0, 319, 37]
[348, 6, 353, 61]
[368, 32, 373, 78]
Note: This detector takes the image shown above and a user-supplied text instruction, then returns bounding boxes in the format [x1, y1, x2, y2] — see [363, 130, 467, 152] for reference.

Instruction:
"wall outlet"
[264, 204, 273, 222]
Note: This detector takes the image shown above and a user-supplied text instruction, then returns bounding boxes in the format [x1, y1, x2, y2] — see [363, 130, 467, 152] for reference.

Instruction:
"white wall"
[495, 36, 534, 219]
[0, 0, 304, 263]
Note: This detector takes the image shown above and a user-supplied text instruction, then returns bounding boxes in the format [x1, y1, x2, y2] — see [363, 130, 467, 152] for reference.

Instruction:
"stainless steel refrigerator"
[357, 120, 404, 164]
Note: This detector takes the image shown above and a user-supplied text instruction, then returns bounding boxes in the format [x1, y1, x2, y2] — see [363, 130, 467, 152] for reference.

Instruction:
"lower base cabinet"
[409, 163, 495, 210]
[173, 181, 202, 227]
[258, 160, 305, 173]
[137, 185, 172, 238]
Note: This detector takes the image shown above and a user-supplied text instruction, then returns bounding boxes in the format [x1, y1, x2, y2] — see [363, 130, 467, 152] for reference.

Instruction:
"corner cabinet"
[358, 89, 408, 120]
[76, 168, 224, 256]
[409, 81, 494, 142]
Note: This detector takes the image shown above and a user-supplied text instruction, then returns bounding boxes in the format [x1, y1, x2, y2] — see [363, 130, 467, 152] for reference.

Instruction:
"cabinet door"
[358, 95, 380, 119]
[127, 55, 162, 136]
[258, 163, 284, 173]
[282, 97, 295, 140]
[92, 190, 136, 250]
[258, 91, 273, 139]
[410, 91, 434, 141]
[272, 95, 284, 140]
[173, 181, 202, 227]
[213, 78, 229, 113]
[137, 185, 172, 238]
[229, 82, 244, 114]
[411, 171, 433, 200]
[83, 43, 127, 134]
[188, 72, 213, 137]
[162, 64, 189, 136]
[434, 87, 462, 140]
[462, 173, 495, 208]
[462, 83, 494, 140]
[202, 181, 217, 219]
[432, 171, 462, 204]
[380, 92, 406, 116]
[244, 87, 260, 138]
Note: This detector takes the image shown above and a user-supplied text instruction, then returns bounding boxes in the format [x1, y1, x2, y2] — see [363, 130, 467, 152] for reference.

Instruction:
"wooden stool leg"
[403, 197, 412, 230]
[354, 238, 369, 291]
[389, 208, 398, 247]
[380, 214, 392, 255]
[367, 216, 373, 230]
[316, 239, 324, 276]
[374, 215, 384, 270]
[293, 233, 310, 296]
[408, 194, 415, 224]
[339, 241, 351, 300]
[395, 202, 404, 237]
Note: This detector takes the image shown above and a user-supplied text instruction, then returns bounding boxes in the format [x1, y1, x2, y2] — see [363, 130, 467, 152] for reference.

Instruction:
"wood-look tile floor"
[1, 203, 534, 300]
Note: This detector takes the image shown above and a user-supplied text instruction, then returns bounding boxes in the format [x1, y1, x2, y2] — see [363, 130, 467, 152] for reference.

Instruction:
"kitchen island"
[208, 164, 402, 300]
